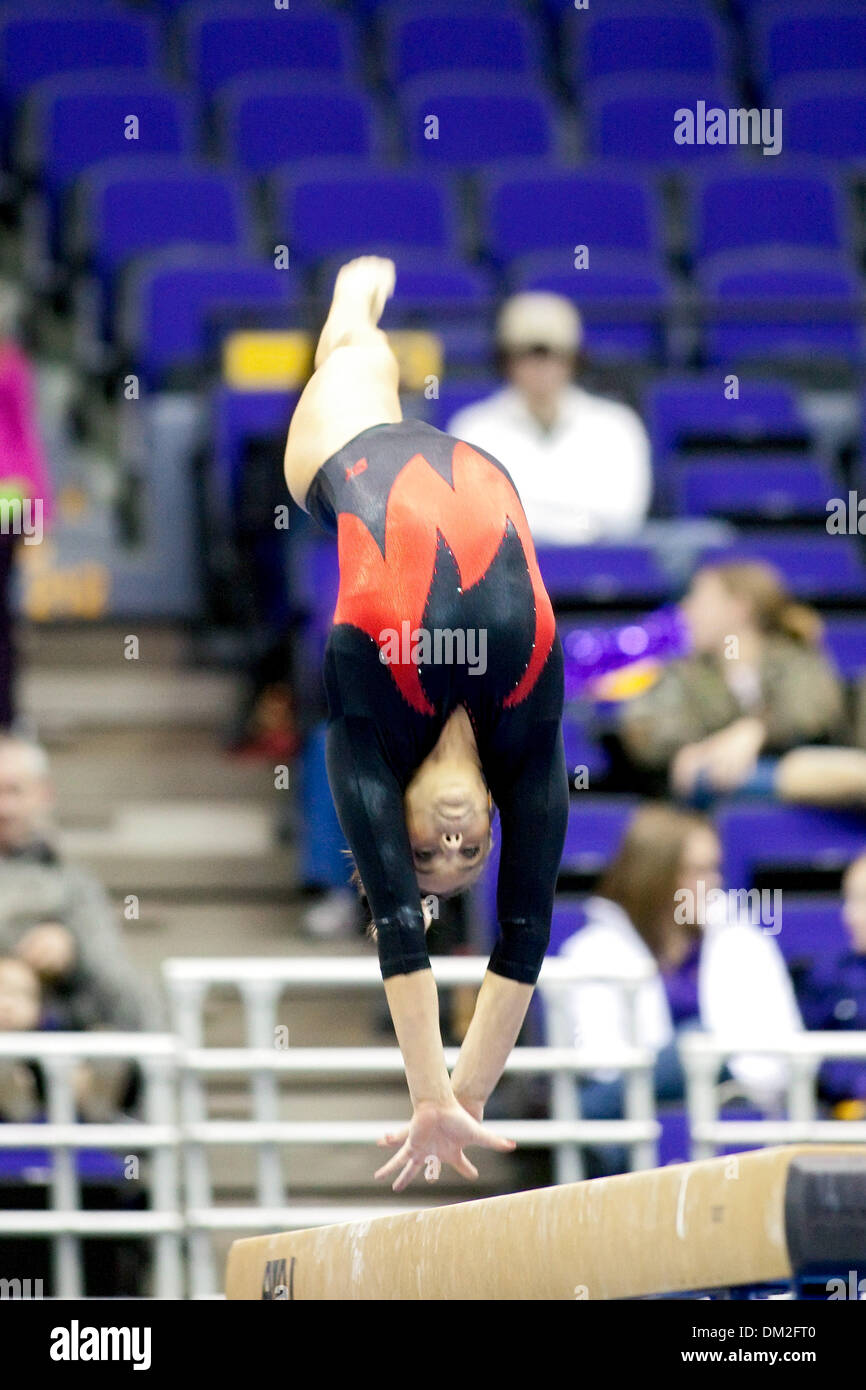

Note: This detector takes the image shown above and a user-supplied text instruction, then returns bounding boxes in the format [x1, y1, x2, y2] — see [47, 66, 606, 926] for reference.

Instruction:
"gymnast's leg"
[283, 256, 402, 510]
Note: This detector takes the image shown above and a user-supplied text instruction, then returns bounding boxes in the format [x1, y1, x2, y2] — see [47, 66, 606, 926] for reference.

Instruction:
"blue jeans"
[578, 1041, 686, 1177]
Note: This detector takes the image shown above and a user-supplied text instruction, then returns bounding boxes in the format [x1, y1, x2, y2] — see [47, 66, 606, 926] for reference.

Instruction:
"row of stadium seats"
[1, 4, 865, 100]
[16, 75, 866, 178]
[24, 158, 866, 368]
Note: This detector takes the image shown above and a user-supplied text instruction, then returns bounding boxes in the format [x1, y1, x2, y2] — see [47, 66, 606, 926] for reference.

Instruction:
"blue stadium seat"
[481, 795, 638, 939]
[399, 78, 559, 165]
[184, 5, 354, 95]
[549, 902, 588, 958]
[647, 378, 812, 465]
[279, 168, 458, 263]
[718, 803, 865, 892]
[23, 76, 196, 193]
[699, 535, 866, 600]
[753, 3, 866, 86]
[775, 78, 866, 161]
[75, 159, 251, 297]
[536, 544, 670, 603]
[572, 7, 729, 86]
[507, 249, 670, 364]
[562, 718, 610, 784]
[822, 620, 866, 683]
[484, 170, 662, 265]
[378, 257, 495, 370]
[386, 8, 539, 84]
[430, 380, 498, 432]
[214, 386, 299, 505]
[698, 253, 864, 366]
[693, 170, 849, 263]
[120, 249, 299, 388]
[584, 76, 745, 164]
[0, 10, 158, 102]
[217, 79, 379, 172]
[673, 458, 832, 522]
[771, 898, 848, 967]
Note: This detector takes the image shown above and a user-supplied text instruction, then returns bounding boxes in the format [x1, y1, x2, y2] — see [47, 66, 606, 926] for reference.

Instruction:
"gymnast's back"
[306, 417, 569, 981]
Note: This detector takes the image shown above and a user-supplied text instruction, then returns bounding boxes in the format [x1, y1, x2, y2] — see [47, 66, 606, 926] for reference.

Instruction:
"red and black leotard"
[306, 418, 569, 984]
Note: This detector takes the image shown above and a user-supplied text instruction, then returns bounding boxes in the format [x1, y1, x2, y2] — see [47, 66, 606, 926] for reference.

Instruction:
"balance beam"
[225, 1145, 866, 1300]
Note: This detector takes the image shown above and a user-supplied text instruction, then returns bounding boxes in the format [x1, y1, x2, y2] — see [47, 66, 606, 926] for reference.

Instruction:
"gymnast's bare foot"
[314, 255, 396, 367]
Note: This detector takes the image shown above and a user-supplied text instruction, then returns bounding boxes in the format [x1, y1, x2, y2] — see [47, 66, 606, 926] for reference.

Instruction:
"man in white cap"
[447, 292, 651, 546]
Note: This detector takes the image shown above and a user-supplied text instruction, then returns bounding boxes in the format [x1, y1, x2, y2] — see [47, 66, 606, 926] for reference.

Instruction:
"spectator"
[560, 804, 801, 1172]
[447, 292, 651, 545]
[0, 735, 157, 1116]
[611, 561, 866, 807]
[796, 851, 866, 1115]
[0, 279, 52, 728]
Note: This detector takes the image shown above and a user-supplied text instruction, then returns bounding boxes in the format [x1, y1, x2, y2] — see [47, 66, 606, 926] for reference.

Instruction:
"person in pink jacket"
[0, 280, 53, 725]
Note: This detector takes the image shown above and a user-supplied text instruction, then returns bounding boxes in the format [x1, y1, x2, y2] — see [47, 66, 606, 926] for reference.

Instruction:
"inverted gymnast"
[283, 257, 569, 1191]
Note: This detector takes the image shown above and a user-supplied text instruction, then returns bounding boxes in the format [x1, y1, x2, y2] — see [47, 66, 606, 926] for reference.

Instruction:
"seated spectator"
[447, 292, 651, 545]
[560, 804, 801, 1173]
[610, 561, 866, 807]
[796, 850, 866, 1116]
[0, 735, 158, 1117]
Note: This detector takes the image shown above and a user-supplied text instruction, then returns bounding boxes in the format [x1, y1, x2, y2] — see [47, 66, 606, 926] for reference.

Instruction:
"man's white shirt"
[447, 384, 652, 545]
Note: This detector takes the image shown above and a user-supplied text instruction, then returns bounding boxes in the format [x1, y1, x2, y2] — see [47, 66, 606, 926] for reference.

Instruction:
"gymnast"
[282, 257, 569, 1192]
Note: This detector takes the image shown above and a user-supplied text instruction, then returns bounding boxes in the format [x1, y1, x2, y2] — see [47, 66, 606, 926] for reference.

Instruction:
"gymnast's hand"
[374, 1099, 516, 1192]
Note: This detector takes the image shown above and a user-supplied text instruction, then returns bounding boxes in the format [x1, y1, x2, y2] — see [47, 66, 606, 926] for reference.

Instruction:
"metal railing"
[162, 954, 660, 1297]
[0, 1032, 182, 1299]
[680, 1031, 866, 1158]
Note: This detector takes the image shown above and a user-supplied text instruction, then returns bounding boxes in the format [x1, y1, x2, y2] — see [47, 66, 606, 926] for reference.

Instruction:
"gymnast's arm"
[325, 714, 454, 1108]
[450, 720, 569, 1112]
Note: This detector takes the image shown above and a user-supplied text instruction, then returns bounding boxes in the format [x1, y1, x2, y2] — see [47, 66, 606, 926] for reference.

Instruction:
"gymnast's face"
[843, 857, 866, 954]
[404, 761, 493, 899]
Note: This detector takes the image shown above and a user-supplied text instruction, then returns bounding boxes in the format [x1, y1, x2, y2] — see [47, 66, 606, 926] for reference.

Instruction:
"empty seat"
[214, 386, 299, 502]
[399, 78, 558, 165]
[573, 8, 728, 86]
[24, 76, 194, 192]
[387, 7, 538, 84]
[822, 620, 866, 683]
[673, 458, 832, 522]
[508, 250, 669, 363]
[694, 170, 849, 263]
[0, 10, 157, 102]
[536, 544, 670, 604]
[584, 76, 744, 164]
[718, 803, 865, 892]
[698, 253, 863, 366]
[75, 159, 251, 290]
[120, 250, 299, 387]
[485, 170, 661, 264]
[279, 169, 457, 263]
[184, 5, 353, 95]
[779, 78, 866, 160]
[647, 377, 812, 465]
[218, 79, 378, 172]
[698, 534, 866, 600]
[754, 4, 866, 86]
[771, 897, 848, 966]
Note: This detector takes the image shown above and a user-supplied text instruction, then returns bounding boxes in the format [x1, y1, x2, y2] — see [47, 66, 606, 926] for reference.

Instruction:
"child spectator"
[796, 851, 866, 1115]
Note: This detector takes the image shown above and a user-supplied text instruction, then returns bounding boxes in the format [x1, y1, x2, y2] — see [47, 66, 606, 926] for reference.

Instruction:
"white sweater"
[447, 384, 652, 545]
[559, 896, 803, 1105]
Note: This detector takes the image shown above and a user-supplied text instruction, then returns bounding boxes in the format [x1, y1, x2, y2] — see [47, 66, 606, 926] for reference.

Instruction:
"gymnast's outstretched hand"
[374, 1099, 516, 1193]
